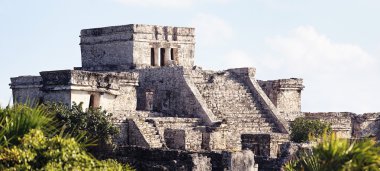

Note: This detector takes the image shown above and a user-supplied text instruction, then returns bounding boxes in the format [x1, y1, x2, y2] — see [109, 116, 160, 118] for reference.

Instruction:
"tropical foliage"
[0, 104, 56, 147]
[45, 102, 119, 145]
[0, 103, 133, 170]
[290, 118, 332, 143]
[45, 102, 120, 157]
[0, 129, 132, 170]
[284, 132, 380, 171]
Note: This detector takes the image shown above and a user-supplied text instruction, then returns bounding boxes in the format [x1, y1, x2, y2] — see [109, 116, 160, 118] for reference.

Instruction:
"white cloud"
[264, 26, 375, 73]
[190, 13, 233, 47]
[257, 26, 380, 113]
[116, 0, 230, 8]
[222, 50, 255, 68]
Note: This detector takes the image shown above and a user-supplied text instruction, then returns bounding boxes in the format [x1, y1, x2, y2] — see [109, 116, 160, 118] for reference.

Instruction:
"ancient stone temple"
[9, 24, 380, 171]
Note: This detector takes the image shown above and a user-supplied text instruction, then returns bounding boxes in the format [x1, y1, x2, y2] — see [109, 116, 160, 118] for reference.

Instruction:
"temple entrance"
[89, 93, 100, 109]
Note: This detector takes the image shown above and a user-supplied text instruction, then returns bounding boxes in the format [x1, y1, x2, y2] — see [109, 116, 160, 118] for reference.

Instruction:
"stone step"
[217, 110, 262, 115]
[206, 101, 257, 106]
[133, 119, 164, 148]
[194, 72, 279, 134]
[226, 118, 270, 124]
[228, 127, 274, 133]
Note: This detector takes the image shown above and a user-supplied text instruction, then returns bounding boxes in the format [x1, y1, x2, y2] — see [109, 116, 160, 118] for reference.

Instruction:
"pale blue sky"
[1, 0, 379, 113]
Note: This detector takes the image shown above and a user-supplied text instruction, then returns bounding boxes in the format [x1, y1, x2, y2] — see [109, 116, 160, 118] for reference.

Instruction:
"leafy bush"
[0, 104, 132, 170]
[0, 129, 133, 171]
[290, 118, 332, 143]
[45, 102, 119, 145]
[44, 102, 120, 157]
[284, 132, 380, 171]
[0, 104, 56, 147]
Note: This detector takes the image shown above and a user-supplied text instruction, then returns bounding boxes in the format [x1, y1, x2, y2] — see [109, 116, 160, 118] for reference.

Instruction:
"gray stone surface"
[80, 24, 195, 70]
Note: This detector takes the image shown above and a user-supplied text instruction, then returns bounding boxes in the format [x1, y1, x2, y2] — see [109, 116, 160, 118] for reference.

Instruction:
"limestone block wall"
[114, 147, 229, 171]
[148, 117, 203, 151]
[10, 76, 43, 104]
[184, 129, 203, 151]
[258, 78, 304, 115]
[80, 41, 134, 70]
[352, 113, 380, 138]
[113, 122, 129, 147]
[107, 86, 137, 112]
[125, 119, 150, 147]
[135, 67, 205, 118]
[208, 129, 227, 151]
[304, 112, 354, 138]
[163, 128, 202, 151]
[241, 133, 288, 158]
[43, 90, 72, 106]
[230, 150, 258, 171]
[10, 70, 139, 112]
[80, 24, 195, 70]
[164, 129, 186, 150]
[303, 112, 380, 139]
[148, 117, 200, 136]
[186, 67, 290, 150]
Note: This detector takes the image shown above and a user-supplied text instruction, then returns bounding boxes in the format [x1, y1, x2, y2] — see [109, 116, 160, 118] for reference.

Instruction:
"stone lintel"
[40, 70, 138, 87]
[42, 85, 121, 96]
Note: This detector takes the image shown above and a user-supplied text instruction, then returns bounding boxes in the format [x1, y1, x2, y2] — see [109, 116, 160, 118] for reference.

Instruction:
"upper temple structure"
[9, 24, 380, 171]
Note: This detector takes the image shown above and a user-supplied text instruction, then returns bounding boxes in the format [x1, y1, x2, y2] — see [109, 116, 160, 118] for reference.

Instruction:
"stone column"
[164, 48, 171, 66]
[154, 48, 160, 66]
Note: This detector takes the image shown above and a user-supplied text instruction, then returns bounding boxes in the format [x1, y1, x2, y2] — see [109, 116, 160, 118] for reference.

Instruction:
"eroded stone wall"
[80, 24, 195, 70]
[135, 67, 204, 118]
[10, 70, 139, 113]
[353, 113, 380, 138]
[10, 76, 43, 104]
[304, 112, 353, 138]
[303, 112, 380, 139]
[114, 146, 258, 171]
[258, 79, 304, 117]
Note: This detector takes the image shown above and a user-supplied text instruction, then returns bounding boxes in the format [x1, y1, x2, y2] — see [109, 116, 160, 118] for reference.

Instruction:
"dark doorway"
[160, 48, 165, 66]
[89, 93, 100, 109]
[170, 48, 174, 60]
[150, 48, 155, 66]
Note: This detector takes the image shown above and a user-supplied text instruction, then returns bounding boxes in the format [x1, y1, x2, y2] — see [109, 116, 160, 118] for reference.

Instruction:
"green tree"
[284, 132, 380, 171]
[0, 104, 133, 170]
[0, 129, 133, 171]
[290, 118, 332, 143]
[45, 102, 119, 145]
[45, 102, 119, 157]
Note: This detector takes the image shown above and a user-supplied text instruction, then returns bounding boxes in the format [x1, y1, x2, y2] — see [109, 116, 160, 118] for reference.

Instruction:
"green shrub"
[0, 104, 132, 170]
[0, 104, 56, 147]
[45, 102, 120, 157]
[45, 102, 119, 145]
[0, 129, 133, 170]
[284, 132, 380, 171]
[290, 118, 331, 143]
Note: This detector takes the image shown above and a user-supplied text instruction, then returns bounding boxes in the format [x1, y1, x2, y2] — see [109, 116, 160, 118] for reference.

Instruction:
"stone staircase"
[191, 70, 279, 133]
[133, 118, 165, 148]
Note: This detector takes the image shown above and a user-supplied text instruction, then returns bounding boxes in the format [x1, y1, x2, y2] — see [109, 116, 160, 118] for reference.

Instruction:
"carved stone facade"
[9, 24, 379, 171]
[80, 24, 195, 70]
